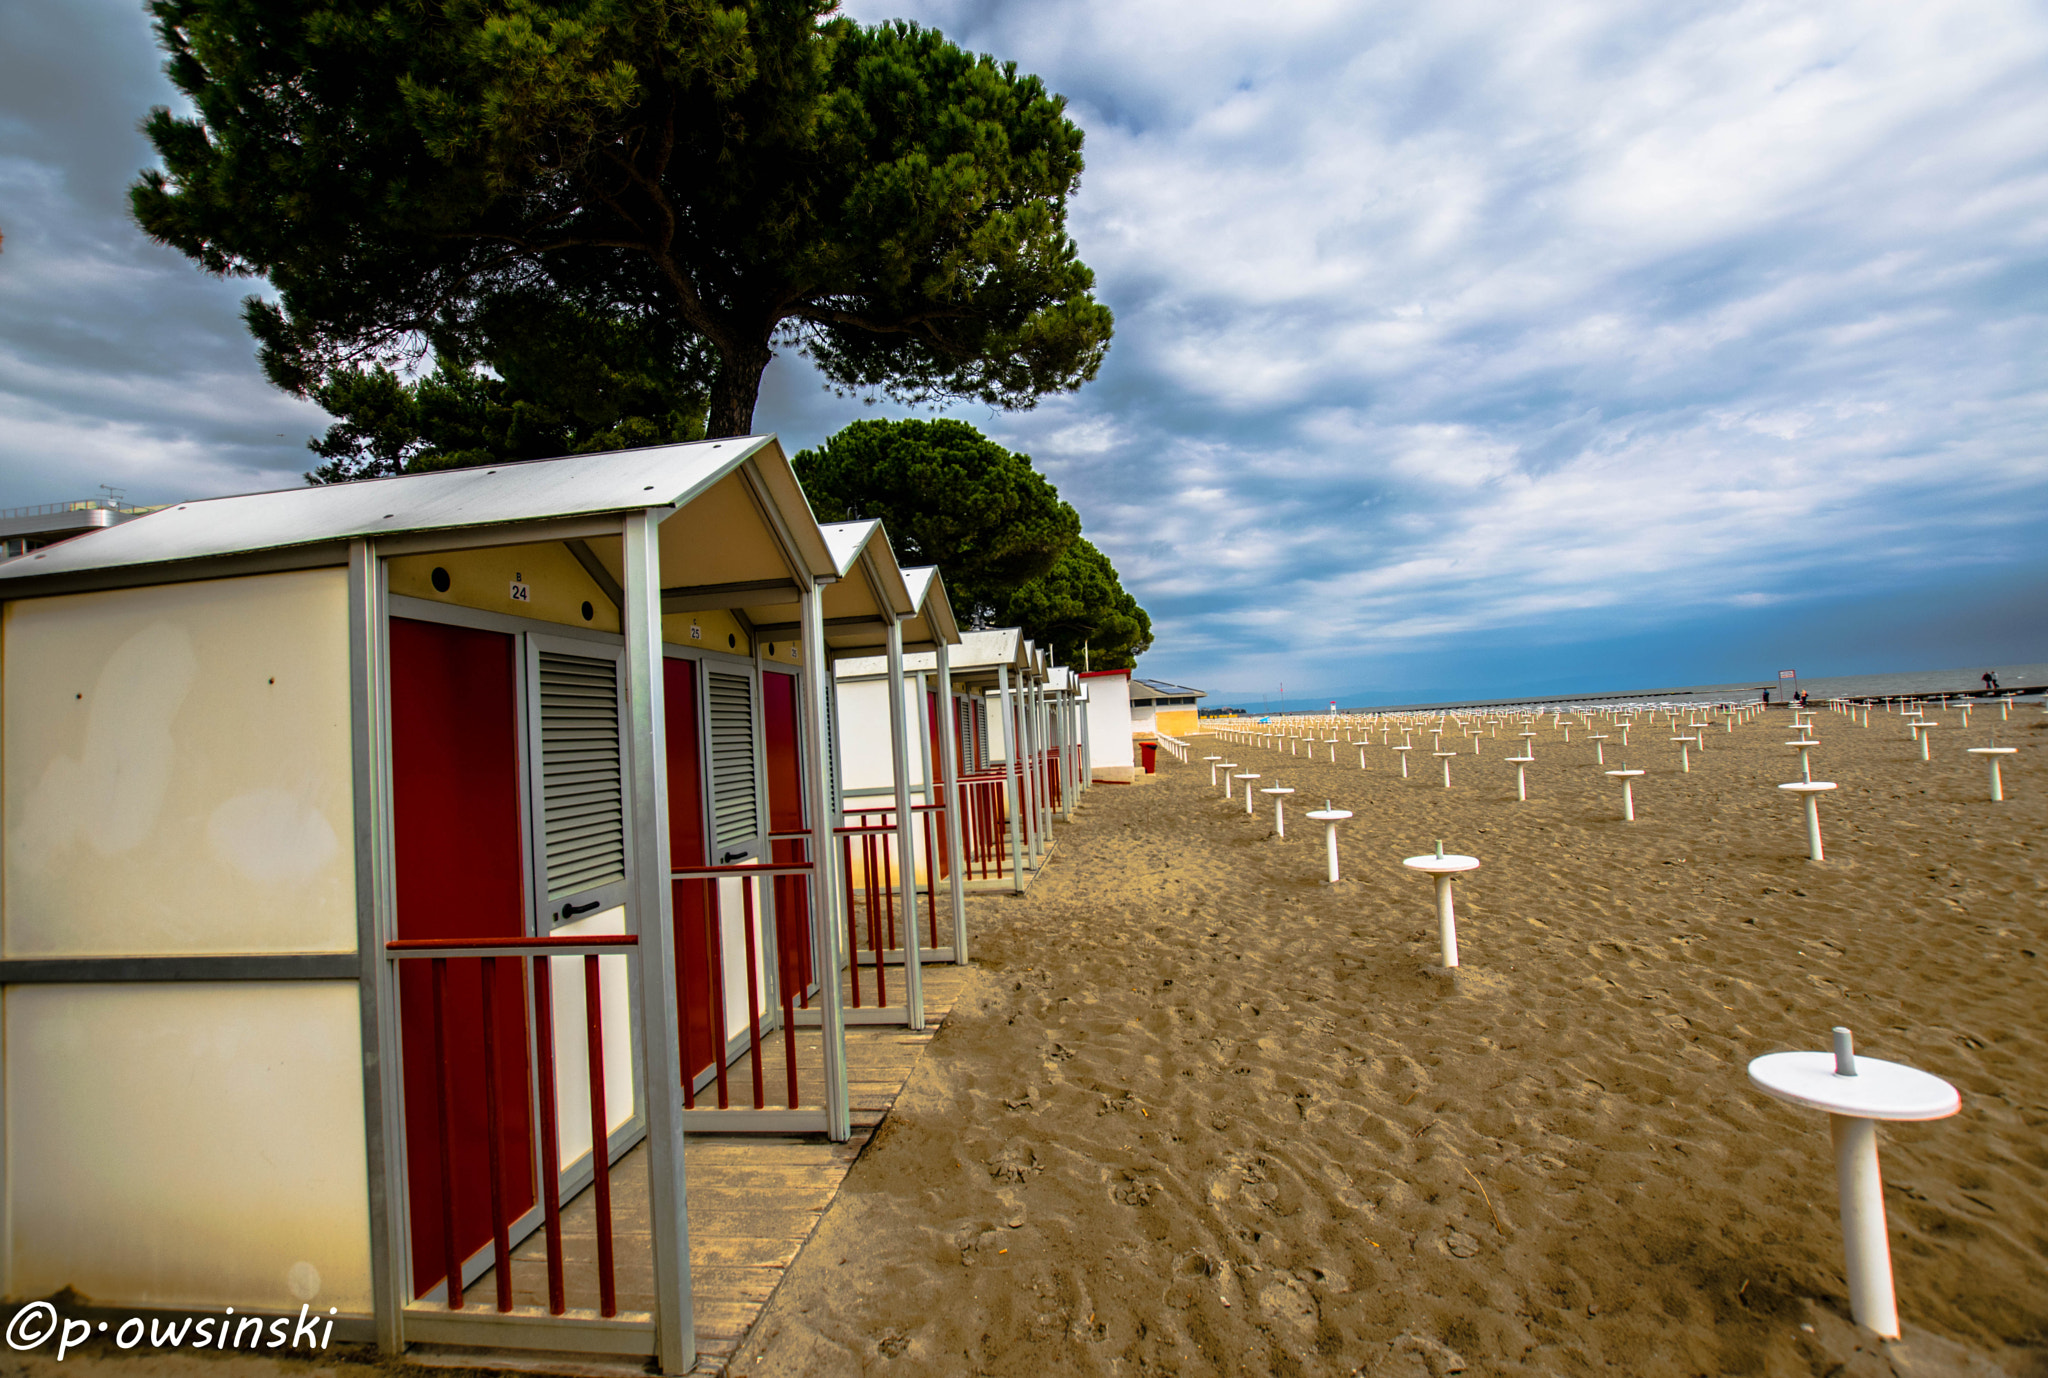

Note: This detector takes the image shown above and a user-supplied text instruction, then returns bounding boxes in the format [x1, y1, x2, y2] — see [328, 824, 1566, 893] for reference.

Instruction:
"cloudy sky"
[4, 1, 2045, 703]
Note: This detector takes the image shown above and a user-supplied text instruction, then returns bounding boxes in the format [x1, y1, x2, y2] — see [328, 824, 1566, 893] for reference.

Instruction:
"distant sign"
[1779, 669, 1797, 680]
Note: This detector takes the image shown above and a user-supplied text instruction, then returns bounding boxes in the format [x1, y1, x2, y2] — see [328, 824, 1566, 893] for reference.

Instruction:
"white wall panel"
[544, 907, 638, 1170]
[1085, 679, 1136, 769]
[4, 570, 356, 956]
[4, 982, 371, 1311]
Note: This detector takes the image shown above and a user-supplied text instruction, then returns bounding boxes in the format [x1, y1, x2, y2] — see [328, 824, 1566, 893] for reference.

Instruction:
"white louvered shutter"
[538, 650, 626, 899]
[707, 670, 760, 853]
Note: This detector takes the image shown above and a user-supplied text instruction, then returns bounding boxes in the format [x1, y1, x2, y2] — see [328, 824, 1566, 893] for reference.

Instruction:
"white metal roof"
[901, 565, 961, 646]
[0, 436, 826, 584]
[835, 625, 1031, 679]
[816, 519, 914, 618]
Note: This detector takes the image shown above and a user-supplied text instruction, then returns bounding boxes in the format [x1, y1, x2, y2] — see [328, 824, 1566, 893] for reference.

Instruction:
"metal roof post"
[997, 665, 1025, 894]
[346, 538, 406, 1356]
[622, 510, 696, 1375]
[934, 635, 968, 963]
[800, 578, 852, 1141]
[884, 614, 926, 1028]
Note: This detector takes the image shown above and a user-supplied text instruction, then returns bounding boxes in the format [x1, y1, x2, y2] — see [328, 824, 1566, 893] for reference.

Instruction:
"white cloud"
[5, 0, 2046, 697]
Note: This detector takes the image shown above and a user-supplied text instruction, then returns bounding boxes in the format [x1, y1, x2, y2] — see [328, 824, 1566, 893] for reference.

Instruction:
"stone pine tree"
[794, 418, 1149, 665]
[132, 0, 1114, 445]
[302, 290, 716, 481]
[994, 537, 1152, 671]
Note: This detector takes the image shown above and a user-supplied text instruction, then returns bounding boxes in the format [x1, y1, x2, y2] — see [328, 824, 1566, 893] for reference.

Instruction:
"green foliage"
[303, 292, 712, 481]
[996, 537, 1152, 671]
[793, 418, 1149, 667]
[793, 418, 1078, 624]
[133, 0, 1114, 441]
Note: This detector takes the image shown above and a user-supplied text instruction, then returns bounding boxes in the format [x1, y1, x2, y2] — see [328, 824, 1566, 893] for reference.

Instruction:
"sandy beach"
[737, 705, 2046, 1376]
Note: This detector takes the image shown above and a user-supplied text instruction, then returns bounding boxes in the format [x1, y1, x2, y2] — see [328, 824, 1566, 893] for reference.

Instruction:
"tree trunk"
[706, 339, 774, 439]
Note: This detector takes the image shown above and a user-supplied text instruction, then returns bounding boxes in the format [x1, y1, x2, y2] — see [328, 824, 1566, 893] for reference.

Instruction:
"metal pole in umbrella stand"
[1747, 1029, 1960, 1339]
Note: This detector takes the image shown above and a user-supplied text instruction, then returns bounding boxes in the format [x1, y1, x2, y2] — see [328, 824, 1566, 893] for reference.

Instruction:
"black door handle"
[721, 849, 749, 864]
[559, 898, 602, 921]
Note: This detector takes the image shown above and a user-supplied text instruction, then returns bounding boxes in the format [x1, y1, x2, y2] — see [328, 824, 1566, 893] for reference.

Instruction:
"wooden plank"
[449, 961, 974, 1362]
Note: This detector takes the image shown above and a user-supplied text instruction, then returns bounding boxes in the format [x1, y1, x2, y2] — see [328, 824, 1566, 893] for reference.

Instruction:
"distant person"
[1984, 671, 2000, 691]
[1761, 689, 1771, 706]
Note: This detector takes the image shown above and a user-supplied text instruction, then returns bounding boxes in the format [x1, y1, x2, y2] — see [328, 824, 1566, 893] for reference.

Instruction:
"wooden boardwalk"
[452, 963, 975, 1372]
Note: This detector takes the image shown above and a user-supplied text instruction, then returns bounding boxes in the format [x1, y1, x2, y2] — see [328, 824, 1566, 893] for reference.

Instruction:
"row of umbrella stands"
[385, 772, 1031, 1333]
[1179, 746, 1965, 1346]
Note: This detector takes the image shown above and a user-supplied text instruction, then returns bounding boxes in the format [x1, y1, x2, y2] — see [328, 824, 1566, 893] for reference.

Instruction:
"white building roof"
[0, 436, 831, 585]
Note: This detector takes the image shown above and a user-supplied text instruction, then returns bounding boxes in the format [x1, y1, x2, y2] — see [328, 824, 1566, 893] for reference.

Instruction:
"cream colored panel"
[388, 541, 619, 633]
[4, 570, 356, 957]
[655, 472, 788, 591]
[5, 983, 371, 1311]
[546, 907, 637, 1170]
[757, 635, 803, 666]
[661, 610, 750, 658]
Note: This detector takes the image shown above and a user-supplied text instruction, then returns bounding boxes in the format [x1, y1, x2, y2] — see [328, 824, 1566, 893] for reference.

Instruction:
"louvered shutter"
[707, 670, 759, 852]
[538, 650, 626, 899]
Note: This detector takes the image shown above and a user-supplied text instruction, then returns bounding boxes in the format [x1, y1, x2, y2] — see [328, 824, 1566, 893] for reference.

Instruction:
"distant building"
[0, 498, 151, 560]
[1130, 676, 1205, 740]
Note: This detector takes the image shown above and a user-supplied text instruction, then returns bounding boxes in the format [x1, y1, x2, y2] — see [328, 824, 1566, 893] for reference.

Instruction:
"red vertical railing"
[389, 933, 640, 1319]
[834, 818, 896, 1005]
[669, 862, 816, 1111]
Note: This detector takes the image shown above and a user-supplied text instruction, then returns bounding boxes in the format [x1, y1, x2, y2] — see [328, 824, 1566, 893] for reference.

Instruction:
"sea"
[1235, 663, 2048, 717]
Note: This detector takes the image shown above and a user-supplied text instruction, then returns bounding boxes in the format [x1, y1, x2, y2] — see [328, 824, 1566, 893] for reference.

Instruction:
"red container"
[1141, 741, 1158, 773]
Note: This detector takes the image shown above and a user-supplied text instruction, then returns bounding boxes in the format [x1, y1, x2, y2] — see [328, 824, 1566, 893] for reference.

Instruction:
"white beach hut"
[0, 439, 870, 1373]
[1079, 668, 1137, 781]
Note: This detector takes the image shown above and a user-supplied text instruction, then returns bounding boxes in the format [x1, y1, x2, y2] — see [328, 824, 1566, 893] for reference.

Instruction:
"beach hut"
[1130, 676, 1207, 740]
[807, 542, 965, 1030]
[840, 627, 1057, 895]
[0, 439, 857, 1373]
[1080, 669, 1137, 781]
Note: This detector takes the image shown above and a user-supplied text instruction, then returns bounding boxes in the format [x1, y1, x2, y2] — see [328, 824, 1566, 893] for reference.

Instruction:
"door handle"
[559, 898, 602, 921]
[721, 849, 750, 864]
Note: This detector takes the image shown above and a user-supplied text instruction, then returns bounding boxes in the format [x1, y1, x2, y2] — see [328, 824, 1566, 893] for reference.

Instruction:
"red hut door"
[762, 668, 814, 996]
[663, 656, 718, 1089]
[389, 617, 539, 1301]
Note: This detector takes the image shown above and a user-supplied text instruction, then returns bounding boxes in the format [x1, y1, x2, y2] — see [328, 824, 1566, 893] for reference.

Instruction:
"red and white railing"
[670, 859, 818, 1112]
[386, 932, 640, 1319]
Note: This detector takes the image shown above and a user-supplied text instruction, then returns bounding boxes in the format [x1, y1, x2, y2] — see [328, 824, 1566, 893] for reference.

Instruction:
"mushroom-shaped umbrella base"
[1203, 755, 1223, 786]
[1749, 1036, 1959, 1339]
[1967, 746, 2017, 801]
[1306, 807, 1352, 882]
[1401, 850, 1480, 968]
[1777, 780, 1838, 860]
[1605, 769, 1645, 821]
[1433, 751, 1458, 788]
[1508, 755, 1534, 801]
[1235, 774, 1261, 814]
[1217, 765, 1240, 799]
[1393, 746, 1412, 778]
[1261, 785, 1295, 837]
